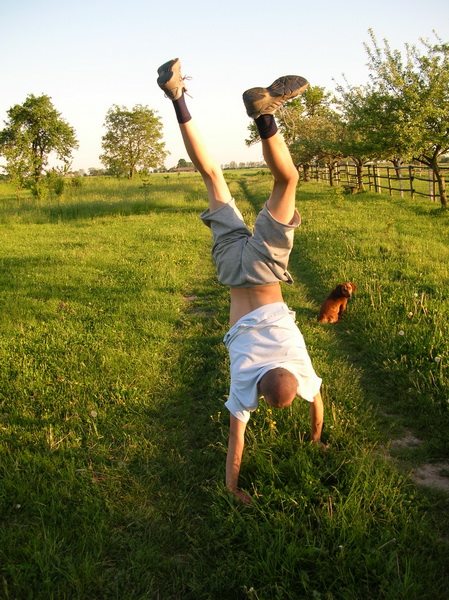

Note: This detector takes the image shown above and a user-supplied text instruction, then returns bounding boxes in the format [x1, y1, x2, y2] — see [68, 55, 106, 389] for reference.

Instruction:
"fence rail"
[309, 162, 449, 203]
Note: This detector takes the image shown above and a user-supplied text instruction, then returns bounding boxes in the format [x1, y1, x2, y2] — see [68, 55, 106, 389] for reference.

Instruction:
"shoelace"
[163, 74, 193, 99]
[183, 75, 193, 98]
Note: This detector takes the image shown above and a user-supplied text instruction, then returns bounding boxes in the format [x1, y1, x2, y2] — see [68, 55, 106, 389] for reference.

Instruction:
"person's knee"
[200, 163, 223, 184]
[273, 166, 299, 188]
[259, 367, 298, 408]
[290, 167, 300, 184]
[288, 167, 300, 187]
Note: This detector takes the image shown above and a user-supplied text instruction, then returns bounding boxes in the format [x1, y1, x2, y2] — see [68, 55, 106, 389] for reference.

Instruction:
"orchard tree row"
[247, 31, 449, 207]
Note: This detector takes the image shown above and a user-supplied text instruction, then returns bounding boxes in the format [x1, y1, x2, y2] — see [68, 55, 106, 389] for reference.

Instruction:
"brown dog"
[318, 282, 356, 323]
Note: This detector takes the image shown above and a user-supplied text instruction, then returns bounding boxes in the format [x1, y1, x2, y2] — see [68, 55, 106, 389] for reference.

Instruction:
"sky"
[1, 0, 449, 172]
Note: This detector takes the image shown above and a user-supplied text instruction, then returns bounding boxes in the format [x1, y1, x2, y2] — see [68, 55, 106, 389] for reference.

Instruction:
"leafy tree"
[334, 85, 380, 191]
[353, 30, 449, 206]
[286, 111, 345, 185]
[0, 94, 78, 198]
[176, 158, 193, 169]
[279, 87, 343, 183]
[245, 86, 339, 181]
[100, 105, 167, 178]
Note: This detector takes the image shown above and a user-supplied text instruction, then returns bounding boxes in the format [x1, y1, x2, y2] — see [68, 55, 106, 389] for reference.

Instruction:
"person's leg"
[157, 58, 232, 212]
[179, 119, 232, 211]
[260, 127, 299, 225]
[243, 75, 308, 224]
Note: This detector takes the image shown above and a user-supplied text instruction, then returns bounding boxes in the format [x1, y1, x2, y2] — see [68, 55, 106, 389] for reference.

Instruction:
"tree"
[0, 94, 78, 198]
[361, 30, 449, 206]
[244, 86, 339, 181]
[278, 87, 343, 183]
[334, 85, 381, 191]
[100, 105, 167, 178]
[176, 158, 193, 169]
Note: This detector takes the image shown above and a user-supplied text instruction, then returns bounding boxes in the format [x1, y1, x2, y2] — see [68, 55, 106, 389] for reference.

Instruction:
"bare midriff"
[229, 283, 284, 327]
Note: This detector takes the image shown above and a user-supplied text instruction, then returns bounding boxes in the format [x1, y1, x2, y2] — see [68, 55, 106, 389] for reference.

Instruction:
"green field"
[1, 174, 448, 599]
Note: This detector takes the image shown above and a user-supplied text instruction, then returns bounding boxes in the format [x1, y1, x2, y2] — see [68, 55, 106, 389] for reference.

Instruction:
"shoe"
[157, 58, 187, 101]
[242, 75, 309, 119]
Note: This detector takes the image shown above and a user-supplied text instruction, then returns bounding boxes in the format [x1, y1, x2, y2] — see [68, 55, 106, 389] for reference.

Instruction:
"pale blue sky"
[1, 0, 448, 171]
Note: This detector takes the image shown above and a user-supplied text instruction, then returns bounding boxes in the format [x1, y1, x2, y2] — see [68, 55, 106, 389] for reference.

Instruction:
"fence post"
[409, 166, 415, 199]
[433, 169, 437, 203]
[428, 168, 434, 201]
[387, 167, 392, 196]
[398, 166, 404, 198]
[375, 162, 381, 193]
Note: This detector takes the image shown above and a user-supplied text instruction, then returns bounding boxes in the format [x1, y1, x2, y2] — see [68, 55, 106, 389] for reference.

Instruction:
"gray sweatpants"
[199, 198, 301, 288]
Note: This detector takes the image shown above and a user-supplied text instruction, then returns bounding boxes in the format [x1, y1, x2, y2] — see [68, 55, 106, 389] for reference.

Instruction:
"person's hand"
[310, 438, 328, 450]
[229, 489, 252, 504]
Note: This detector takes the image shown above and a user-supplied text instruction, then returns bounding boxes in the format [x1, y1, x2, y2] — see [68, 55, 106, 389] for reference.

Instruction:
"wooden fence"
[309, 162, 449, 203]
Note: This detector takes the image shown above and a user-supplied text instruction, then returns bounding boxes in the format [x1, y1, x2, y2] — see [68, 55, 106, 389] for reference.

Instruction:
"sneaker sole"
[157, 58, 180, 86]
[157, 58, 186, 100]
[243, 75, 309, 117]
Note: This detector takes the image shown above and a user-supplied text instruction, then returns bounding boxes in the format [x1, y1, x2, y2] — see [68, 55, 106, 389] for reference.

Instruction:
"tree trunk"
[303, 163, 310, 182]
[356, 160, 365, 191]
[328, 161, 336, 187]
[420, 155, 448, 208]
[432, 161, 448, 207]
[392, 158, 403, 179]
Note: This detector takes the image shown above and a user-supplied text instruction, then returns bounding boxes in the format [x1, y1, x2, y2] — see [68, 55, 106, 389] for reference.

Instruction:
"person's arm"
[310, 392, 326, 447]
[226, 414, 251, 504]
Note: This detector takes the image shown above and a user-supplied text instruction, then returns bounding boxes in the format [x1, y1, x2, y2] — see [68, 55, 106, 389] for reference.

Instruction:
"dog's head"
[337, 282, 356, 298]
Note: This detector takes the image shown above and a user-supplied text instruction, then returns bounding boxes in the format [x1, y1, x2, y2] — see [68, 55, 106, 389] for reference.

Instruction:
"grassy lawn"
[0, 174, 448, 599]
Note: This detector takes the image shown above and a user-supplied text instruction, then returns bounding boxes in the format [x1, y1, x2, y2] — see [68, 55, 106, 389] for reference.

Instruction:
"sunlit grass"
[0, 175, 448, 599]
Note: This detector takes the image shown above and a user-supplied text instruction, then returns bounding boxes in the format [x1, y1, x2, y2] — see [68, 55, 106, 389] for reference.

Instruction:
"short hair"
[258, 367, 298, 408]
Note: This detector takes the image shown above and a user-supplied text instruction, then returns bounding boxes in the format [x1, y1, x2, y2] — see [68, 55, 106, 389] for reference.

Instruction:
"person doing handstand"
[157, 59, 324, 504]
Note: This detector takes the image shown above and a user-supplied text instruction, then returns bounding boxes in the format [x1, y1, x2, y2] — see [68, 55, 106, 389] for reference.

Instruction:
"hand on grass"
[229, 489, 252, 504]
[310, 438, 328, 450]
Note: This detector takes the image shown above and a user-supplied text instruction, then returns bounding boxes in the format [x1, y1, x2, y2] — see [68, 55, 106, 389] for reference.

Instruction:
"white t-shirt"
[224, 302, 322, 423]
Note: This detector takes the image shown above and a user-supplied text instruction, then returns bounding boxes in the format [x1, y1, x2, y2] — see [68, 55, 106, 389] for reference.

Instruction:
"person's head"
[258, 367, 298, 409]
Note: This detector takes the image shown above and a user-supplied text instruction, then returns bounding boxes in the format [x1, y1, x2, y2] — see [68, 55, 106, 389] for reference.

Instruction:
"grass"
[0, 174, 448, 599]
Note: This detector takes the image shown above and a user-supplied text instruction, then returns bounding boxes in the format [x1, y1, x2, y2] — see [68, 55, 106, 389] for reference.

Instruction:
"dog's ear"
[335, 284, 344, 295]
[349, 282, 356, 293]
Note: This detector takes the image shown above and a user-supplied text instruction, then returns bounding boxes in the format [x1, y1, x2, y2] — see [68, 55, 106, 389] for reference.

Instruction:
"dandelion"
[90, 410, 97, 418]
[414, 292, 418, 297]
[408, 312, 413, 318]
[398, 330, 405, 336]
[435, 356, 441, 363]
[16, 504, 21, 509]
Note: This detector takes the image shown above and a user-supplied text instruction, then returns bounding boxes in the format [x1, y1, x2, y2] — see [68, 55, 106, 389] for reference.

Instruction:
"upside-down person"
[157, 59, 325, 504]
